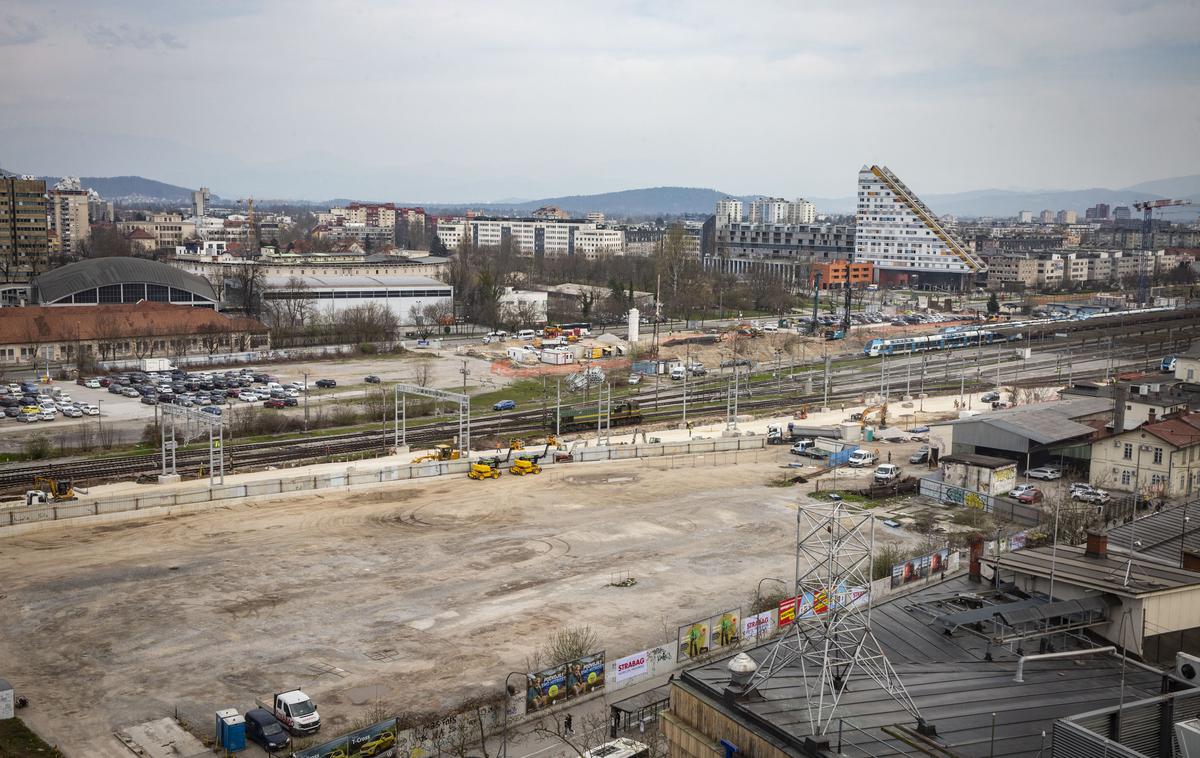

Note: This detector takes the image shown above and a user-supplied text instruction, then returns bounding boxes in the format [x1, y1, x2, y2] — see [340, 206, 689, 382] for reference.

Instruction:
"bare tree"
[231, 263, 267, 317]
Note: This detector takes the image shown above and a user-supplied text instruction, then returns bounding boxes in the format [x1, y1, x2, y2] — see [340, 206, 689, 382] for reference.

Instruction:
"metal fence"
[2, 436, 768, 529]
[919, 476, 1043, 526]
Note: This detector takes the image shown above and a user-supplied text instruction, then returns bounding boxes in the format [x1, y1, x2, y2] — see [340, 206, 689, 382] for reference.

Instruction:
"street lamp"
[502, 671, 526, 758]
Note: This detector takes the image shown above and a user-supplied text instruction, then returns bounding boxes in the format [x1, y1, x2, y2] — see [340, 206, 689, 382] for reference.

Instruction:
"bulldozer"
[27, 476, 78, 506]
[411, 444, 461, 464]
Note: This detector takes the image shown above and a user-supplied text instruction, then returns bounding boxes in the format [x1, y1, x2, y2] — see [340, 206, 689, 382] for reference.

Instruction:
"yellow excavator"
[411, 444, 461, 464]
[860, 403, 888, 429]
[27, 476, 78, 506]
[468, 445, 516, 480]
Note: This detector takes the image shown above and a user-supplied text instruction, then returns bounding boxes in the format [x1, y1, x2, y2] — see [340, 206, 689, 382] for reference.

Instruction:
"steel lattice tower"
[746, 501, 923, 737]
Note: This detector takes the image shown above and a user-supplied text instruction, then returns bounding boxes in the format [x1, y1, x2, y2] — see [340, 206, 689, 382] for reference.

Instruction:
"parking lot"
[0, 444, 919, 756]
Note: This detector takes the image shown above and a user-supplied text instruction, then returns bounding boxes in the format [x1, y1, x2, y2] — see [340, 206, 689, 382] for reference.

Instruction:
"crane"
[237, 196, 258, 252]
[1133, 198, 1193, 303]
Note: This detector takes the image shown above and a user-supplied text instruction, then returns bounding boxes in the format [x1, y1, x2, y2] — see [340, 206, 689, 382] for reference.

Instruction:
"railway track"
[2, 309, 1194, 494]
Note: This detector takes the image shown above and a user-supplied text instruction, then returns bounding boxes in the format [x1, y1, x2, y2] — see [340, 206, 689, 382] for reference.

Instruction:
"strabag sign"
[613, 651, 649, 683]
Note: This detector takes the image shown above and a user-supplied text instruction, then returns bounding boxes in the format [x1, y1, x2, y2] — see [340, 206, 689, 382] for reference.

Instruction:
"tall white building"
[749, 198, 790, 224]
[787, 199, 816, 225]
[714, 199, 743, 227]
[435, 217, 623, 257]
[854, 165, 986, 288]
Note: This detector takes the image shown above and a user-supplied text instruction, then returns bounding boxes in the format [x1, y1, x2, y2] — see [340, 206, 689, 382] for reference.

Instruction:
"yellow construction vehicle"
[509, 456, 542, 476]
[32, 476, 76, 502]
[859, 403, 889, 429]
[468, 457, 503, 480]
[508, 438, 525, 451]
[411, 444, 461, 464]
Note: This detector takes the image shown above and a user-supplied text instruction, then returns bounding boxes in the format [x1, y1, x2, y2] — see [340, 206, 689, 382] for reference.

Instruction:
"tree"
[264, 276, 314, 331]
[986, 291, 1000, 315]
[231, 263, 267, 317]
[81, 224, 135, 258]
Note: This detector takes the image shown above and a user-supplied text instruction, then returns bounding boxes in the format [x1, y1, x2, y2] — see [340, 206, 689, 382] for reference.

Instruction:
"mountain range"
[4, 167, 1199, 220]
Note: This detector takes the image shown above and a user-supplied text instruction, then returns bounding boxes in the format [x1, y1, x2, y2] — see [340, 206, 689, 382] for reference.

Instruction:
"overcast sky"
[1, 0, 1197, 202]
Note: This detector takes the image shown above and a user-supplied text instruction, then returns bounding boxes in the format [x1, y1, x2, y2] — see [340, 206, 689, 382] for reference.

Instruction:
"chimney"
[1085, 531, 1109, 559]
[1112, 384, 1126, 432]
[968, 534, 985, 582]
[1183, 551, 1200, 573]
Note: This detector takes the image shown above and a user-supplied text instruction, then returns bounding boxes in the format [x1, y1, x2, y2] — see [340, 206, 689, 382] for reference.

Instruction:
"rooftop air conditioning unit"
[1177, 719, 1200, 758]
[1176, 652, 1200, 685]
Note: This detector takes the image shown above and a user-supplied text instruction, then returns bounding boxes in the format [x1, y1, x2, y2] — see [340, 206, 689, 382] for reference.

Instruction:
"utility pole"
[555, 378, 561, 437]
[460, 359, 470, 395]
[302, 371, 309, 431]
[682, 342, 689, 430]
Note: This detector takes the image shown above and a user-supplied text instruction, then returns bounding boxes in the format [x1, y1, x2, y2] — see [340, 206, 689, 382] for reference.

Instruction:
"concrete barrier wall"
[1, 436, 770, 530]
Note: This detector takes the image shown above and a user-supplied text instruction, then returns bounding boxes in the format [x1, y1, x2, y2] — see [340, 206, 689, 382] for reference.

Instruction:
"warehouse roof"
[0, 303, 265, 343]
[679, 574, 1163, 756]
[32, 258, 217, 304]
[263, 274, 449, 289]
[983, 544, 1200, 597]
[1108, 503, 1200, 565]
[940, 397, 1110, 446]
[940, 453, 1017, 468]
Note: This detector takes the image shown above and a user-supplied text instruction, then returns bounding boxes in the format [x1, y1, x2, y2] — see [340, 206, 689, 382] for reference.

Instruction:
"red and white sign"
[613, 651, 649, 683]
[741, 610, 773, 639]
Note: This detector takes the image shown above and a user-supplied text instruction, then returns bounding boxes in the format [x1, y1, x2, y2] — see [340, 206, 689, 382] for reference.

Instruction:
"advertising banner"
[293, 718, 398, 758]
[568, 652, 605, 697]
[778, 597, 797, 626]
[1009, 531, 1028, 551]
[741, 610, 775, 640]
[677, 619, 709, 660]
[613, 651, 649, 683]
[710, 610, 740, 650]
[890, 548, 950, 588]
[526, 664, 569, 712]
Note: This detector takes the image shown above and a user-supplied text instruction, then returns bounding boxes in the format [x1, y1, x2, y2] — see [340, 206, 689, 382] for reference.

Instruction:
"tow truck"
[256, 689, 321, 736]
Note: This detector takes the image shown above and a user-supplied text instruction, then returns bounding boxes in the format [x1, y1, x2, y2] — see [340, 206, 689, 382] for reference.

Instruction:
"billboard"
[293, 718, 398, 758]
[890, 548, 950, 588]
[613, 650, 649, 683]
[677, 608, 740, 660]
[741, 610, 775, 640]
[526, 664, 569, 712]
[568, 652, 605, 697]
[779, 586, 867, 625]
[1009, 531, 1028, 551]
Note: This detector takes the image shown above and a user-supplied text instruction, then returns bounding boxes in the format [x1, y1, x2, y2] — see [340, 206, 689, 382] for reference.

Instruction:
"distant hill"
[509, 187, 733, 216]
[42, 175, 207, 203]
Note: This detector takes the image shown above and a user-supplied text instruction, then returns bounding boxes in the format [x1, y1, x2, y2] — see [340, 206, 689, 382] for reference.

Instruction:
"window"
[98, 284, 121, 303]
[1123, 443, 1133, 460]
[1121, 470, 1132, 486]
[1153, 447, 1163, 465]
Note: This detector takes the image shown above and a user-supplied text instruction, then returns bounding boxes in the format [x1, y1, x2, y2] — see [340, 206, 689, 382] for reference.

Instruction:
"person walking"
[564, 714, 574, 735]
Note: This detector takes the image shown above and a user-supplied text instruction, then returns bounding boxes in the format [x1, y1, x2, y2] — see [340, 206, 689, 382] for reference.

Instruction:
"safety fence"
[1, 436, 768, 530]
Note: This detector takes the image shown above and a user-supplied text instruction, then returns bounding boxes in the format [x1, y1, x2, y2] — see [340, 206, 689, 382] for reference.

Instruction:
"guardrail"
[2, 436, 768, 529]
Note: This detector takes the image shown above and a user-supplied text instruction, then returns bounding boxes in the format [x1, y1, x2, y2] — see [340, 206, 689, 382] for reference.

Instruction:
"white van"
[517, 329, 537, 340]
[669, 366, 686, 380]
[848, 449, 878, 468]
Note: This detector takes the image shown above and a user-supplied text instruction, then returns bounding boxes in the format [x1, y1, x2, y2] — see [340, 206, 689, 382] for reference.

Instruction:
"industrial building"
[854, 165, 987, 289]
[258, 274, 452, 324]
[30, 257, 219, 309]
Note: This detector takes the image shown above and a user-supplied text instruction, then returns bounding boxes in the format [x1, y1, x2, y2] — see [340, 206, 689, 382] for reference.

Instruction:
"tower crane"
[1132, 198, 1193, 303]
[237, 196, 258, 252]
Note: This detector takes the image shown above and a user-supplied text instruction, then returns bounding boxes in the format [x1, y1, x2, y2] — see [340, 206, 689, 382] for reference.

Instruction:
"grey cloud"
[84, 23, 186, 50]
[0, 15, 45, 46]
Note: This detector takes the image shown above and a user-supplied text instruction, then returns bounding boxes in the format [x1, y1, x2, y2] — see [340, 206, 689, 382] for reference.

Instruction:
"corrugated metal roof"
[1108, 502, 1200, 564]
[262, 274, 448, 289]
[32, 258, 217, 303]
[943, 398, 1112, 447]
[983, 544, 1200, 596]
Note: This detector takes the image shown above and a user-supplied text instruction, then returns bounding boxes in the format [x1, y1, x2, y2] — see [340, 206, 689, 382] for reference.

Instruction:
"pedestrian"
[564, 714, 574, 735]
[887, 451, 892, 463]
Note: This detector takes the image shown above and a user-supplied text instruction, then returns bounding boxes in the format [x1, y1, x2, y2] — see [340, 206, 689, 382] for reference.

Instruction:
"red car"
[263, 398, 286, 409]
[1016, 488, 1044, 504]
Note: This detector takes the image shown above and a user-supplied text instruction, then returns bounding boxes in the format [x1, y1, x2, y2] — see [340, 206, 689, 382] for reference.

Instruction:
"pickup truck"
[257, 690, 320, 735]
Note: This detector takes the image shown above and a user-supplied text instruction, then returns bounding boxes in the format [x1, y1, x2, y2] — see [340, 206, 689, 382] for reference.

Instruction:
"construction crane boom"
[1132, 198, 1193, 304]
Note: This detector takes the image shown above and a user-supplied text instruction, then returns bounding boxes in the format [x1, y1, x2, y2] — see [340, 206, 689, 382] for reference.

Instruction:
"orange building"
[809, 260, 874, 289]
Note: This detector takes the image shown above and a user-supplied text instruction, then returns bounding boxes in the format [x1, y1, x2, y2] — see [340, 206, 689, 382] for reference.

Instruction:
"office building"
[746, 198, 814, 226]
[710, 223, 854, 286]
[809, 260, 873, 289]
[1114, 206, 1132, 220]
[1086, 203, 1111, 221]
[1056, 209, 1077, 224]
[118, 213, 196, 250]
[1039, 209, 1054, 223]
[1017, 210, 1033, 223]
[854, 165, 985, 289]
[0, 176, 49, 283]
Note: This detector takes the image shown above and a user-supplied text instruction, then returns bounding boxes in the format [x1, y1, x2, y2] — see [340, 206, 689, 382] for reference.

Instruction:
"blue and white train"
[863, 329, 1003, 357]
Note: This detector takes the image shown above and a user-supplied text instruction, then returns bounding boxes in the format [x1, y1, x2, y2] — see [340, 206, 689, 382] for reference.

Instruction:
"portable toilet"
[220, 713, 246, 751]
[215, 708, 237, 747]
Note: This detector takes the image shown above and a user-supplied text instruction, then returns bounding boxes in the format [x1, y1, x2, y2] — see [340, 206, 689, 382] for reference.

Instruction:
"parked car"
[908, 447, 930, 464]
[83, 378, 102, 389]
[77, 403, 99, 415]
[493, 399, 517, 411]
[364, 375, 381, 384]
[1069, 482, 1094, 497]
[981, 391, 1001, 403]
[240, 392, 260, 402]
[141, 395, 157, 405]
[3, 406, 20, 418]
[121, 387, 140, 398]
[1026, 466, 1062, 480]
[38, 409, 55, 421]
[1074, 487, 1111, 504]
[1010, 483, 1037, 498]
[628, 374, 641, 385]
[245, 708, 291, 752]
[315, 379, 337, 388]
[873, 464, 902, 484]
[200, 406, 223, 416]
[263, 398, 286, 409]
[1016, 488, 1044, 504]
[61, 406, 83, 418]
[790, 439, 815, 456]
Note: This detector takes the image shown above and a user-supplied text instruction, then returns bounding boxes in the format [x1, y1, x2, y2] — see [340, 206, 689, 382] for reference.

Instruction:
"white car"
[61, 406, 83, 418]
[285, 388, 300, 398]
[84, 379, 101, 389]
[54, 401, 74, 413]
[76, 403, 99, 415]
[1010, 483, 1037, 498]
[1026, 466, 1062, 480]
[239, 392, 260, 402]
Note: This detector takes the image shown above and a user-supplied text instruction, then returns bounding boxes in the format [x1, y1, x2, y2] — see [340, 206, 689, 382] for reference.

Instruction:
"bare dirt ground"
[0, 448, 917, 756]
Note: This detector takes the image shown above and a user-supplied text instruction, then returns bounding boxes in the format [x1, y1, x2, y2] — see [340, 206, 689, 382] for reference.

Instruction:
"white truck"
[140, 358, 175, 373]
[257, 690, 320, 736]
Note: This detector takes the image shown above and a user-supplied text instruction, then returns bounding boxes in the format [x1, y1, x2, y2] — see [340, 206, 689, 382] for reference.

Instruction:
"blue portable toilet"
[215, 708, 237, 747]
[220, 713, 247, 751]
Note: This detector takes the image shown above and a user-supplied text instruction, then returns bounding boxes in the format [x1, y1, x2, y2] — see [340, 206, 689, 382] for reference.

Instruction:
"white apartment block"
[854, 165, 985, 284]
[715, 199, 743, 227]
[317, 203, 425, 230]
[435, 217, 624, 257]
[47, 189, 90, 254]
[749, 198, 790, 224]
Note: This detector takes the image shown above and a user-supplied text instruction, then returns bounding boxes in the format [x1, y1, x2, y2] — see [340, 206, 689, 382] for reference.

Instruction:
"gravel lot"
[0, 448, 916, 756]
